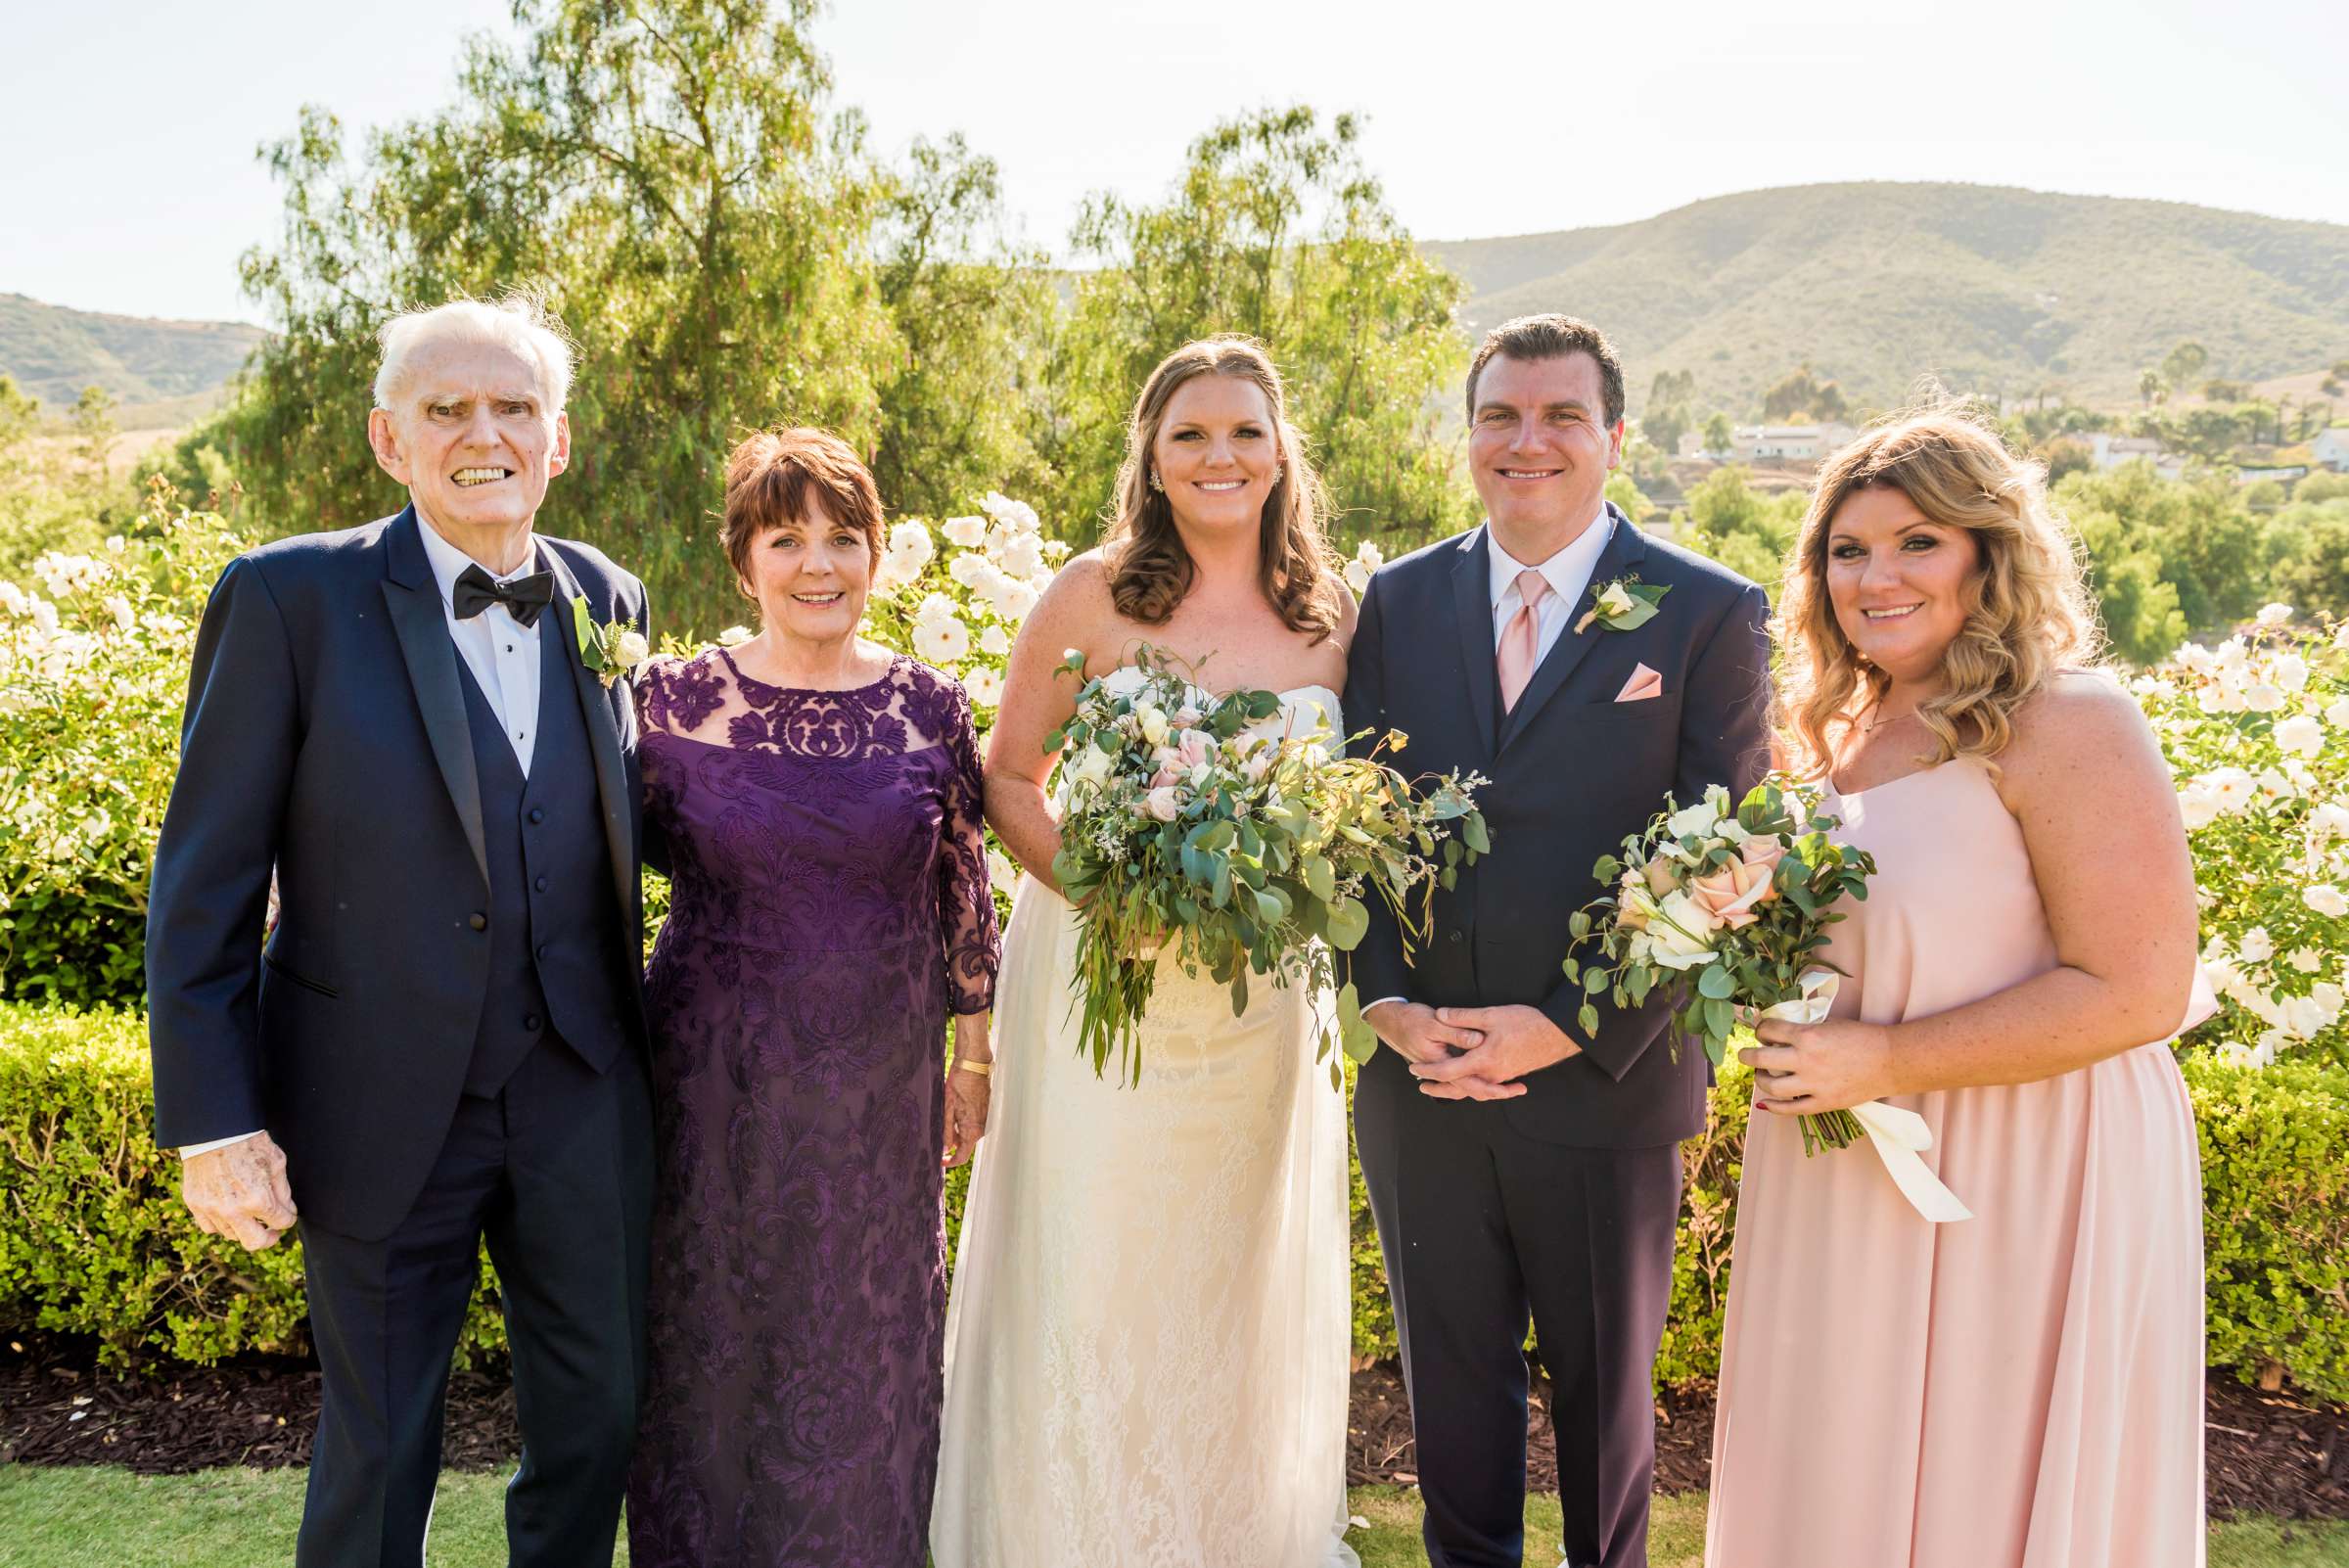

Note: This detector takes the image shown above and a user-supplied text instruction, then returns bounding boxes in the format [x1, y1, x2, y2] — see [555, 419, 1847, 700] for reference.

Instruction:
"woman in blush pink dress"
[1705, 412, 2214, 1568]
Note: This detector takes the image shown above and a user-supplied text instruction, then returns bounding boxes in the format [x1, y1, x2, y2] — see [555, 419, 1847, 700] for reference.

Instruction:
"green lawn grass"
[1, 1466, 2342, 1567]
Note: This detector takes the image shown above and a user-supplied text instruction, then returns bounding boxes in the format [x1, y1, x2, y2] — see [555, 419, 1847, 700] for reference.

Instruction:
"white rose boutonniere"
[1575, 574, 1670, 635]
[572, 595, 651, 688]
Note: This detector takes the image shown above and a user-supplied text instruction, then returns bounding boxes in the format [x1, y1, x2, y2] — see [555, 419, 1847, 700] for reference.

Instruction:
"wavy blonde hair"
[1779, 410, 2100, 778]
[1102, 337, 1344, 642]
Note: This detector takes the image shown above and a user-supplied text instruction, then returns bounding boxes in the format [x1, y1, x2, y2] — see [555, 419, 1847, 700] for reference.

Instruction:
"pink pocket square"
[1615, 664, 1664, 703]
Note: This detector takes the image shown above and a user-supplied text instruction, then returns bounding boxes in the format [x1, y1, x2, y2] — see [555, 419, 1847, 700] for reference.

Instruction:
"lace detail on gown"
[624, 649, 1000, 1568]
[931, 669, 1359, 1568]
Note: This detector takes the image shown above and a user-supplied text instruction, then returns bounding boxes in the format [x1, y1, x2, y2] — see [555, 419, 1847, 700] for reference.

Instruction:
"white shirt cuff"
[179, 1131, 262, 1159]
[1361, 996, 1408, 1016]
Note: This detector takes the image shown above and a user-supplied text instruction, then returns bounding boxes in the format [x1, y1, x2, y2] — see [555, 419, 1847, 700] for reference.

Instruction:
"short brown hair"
[1465, 313, 1626, 429]
[721, 427, 884, 587]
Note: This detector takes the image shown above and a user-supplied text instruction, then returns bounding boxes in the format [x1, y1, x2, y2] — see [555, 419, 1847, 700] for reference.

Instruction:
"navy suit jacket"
[1346, 505, 1772, 1147]
[146, 506, 649, 1238]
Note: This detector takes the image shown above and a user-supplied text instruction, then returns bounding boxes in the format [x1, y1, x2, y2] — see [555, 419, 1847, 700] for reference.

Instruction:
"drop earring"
[1148, 472, 1165, 493]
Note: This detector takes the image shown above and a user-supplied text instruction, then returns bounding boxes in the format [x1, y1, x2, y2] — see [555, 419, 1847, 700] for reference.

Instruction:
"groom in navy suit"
[1348, 315, 1772, 1568]
[147, 298, 652, 1566]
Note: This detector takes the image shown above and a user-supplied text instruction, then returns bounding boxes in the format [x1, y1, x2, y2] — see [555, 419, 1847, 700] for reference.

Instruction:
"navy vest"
[453, 622, 632, 1096]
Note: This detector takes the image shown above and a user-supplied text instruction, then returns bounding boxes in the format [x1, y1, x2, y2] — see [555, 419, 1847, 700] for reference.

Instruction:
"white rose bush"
[2138, 608, 2349, 1069]
[0, 497, 246, 1005]
[863, 490, 1065, 750]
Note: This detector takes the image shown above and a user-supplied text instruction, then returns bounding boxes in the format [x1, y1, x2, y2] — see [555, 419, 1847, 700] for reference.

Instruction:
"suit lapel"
[382, 509, 490, 890]
[539, 544, 639, 937]
[1498, 506, 1649, 753]
[1451, 530, 1500, 761]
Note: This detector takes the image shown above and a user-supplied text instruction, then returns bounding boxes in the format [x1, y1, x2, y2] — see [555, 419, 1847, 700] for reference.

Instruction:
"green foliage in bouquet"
[1567, 776, 1877, 1154]
[1045, 646, 1487, 1084]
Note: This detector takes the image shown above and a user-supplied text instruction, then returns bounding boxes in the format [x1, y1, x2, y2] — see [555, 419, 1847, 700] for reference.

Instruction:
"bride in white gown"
[931, 338, 1361, 1568]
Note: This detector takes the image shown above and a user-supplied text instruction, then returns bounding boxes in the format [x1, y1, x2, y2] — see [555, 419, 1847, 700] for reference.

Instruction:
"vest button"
[528, 807, 545, 825]
[524, 1012, 542, 1032]
[533, 875, 549, 893]
[1449, 929, 1465, 944]
[469, 912, 488, 932]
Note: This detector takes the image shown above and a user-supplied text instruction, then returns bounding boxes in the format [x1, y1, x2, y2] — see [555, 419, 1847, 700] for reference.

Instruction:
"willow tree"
[1043, 108, 1474, 551]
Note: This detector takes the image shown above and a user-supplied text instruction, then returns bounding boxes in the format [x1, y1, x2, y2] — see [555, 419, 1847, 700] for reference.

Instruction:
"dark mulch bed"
[7, 1331, 2343, 1520]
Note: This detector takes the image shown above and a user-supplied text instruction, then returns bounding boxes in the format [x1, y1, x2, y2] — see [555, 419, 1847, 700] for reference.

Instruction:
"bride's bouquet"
[1048, 646, 1490, 1085]
[1566, 777, 1876, 1154]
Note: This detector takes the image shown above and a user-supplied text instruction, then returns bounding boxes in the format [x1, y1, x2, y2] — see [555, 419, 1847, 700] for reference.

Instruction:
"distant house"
[1724, 423, 1858, 462]
[2235, 464, 2308, 485]
[2313, 427, 2349, 472]
[2089, 433, 2168, 470]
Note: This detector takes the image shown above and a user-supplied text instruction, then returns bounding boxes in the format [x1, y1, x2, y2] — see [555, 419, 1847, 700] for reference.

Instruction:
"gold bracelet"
[953, 1058, 993, 1077]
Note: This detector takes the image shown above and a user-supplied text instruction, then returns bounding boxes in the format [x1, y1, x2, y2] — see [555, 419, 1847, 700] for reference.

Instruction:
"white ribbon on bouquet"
[1759, 970, 1974, 1224]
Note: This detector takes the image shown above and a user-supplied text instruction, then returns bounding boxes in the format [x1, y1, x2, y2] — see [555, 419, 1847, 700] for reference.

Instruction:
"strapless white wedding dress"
[931, 670, 1360, 1568]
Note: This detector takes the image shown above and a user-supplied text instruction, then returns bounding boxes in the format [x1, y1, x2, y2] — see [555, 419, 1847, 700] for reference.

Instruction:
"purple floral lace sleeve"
[938, 676, 1000, 1015]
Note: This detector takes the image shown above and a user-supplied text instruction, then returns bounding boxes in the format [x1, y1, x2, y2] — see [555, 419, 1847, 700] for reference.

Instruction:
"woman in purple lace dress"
[625, 428, 999, 1567]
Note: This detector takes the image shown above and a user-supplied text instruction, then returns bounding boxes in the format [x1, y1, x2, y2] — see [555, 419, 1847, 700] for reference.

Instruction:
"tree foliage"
[204, 0, 1043, 631]
[1760, 363, 1846, 424]
[1044, 107, 1473, 552]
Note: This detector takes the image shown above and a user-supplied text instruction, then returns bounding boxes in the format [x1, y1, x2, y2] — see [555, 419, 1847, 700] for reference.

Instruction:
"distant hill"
[9, 182, 2347, 432]
[1424, 182, 2349, 415]
[0, 294, 266, 424]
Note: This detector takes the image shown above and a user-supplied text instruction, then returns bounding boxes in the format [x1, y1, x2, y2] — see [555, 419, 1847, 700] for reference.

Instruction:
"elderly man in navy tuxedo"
[148, 296, 653, 1566]
[1348, 314, 1773, 1568]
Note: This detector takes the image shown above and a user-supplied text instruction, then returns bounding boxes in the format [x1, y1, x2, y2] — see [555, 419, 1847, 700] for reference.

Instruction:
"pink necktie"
[1497, 569, 1549, 713]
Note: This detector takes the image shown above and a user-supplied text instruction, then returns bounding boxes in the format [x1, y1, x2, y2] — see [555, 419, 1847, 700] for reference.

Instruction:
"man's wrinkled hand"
[1361, 999, 1484, 1067]
[1408, 1004, 1581, 1099]
[182, 1132, 299, 1251]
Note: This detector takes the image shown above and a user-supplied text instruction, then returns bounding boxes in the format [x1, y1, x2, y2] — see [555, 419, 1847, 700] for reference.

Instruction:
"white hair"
[372, 294, 576, 417]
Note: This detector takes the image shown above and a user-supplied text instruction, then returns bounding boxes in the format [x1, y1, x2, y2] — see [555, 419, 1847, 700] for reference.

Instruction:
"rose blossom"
[1645, 890, 1723, 970]
[1688, 858, 1775, 931]
[1145, 786, 1181, 823]
[1175, 728, 1215, 770]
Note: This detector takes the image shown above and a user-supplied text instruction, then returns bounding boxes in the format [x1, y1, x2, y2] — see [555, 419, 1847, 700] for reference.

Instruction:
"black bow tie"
[451, 564, 556, 627]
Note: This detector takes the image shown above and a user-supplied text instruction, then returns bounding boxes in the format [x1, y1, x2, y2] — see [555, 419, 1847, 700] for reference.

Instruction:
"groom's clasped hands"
[1364, 999, 1583, 1100]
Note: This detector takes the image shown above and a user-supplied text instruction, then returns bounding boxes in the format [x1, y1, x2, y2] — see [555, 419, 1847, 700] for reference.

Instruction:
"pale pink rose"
[1617, 868, 1653, 930]
[1688, 858, 1775, 931]
[1737, 836, 1787, 877]
[1149, 766, 1180, 790]
[1643, 858, 1678, 897]
[1175, 728, 1215, 770]
[1174, 706, 1204, 728]
[1146, 786, 1181, 822]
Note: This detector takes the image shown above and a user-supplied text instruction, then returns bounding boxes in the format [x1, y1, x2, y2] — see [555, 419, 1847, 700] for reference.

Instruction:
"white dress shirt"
[1484, 505, 1614, 671]
[180, 523, 548, 1158]
[1364, 504, 1615, 1023]
[417, 518, 545, 776]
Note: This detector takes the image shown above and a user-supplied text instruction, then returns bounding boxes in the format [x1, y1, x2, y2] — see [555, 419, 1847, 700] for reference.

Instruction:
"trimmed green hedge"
[6, 1001, 2343, 1402]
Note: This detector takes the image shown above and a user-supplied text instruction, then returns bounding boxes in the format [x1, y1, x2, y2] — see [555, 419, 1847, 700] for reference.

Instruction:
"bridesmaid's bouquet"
[1048, 646, 1490, 1085]
[1566, 777, 1877, 1154]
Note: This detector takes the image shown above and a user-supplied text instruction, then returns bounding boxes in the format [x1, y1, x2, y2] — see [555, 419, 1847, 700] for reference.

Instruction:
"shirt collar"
[416, 515, 543, 612]
[1485, 502, 1614, 613]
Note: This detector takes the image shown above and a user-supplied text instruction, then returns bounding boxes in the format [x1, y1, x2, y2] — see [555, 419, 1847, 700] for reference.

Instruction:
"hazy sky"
[5, 0, 2344, 326]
